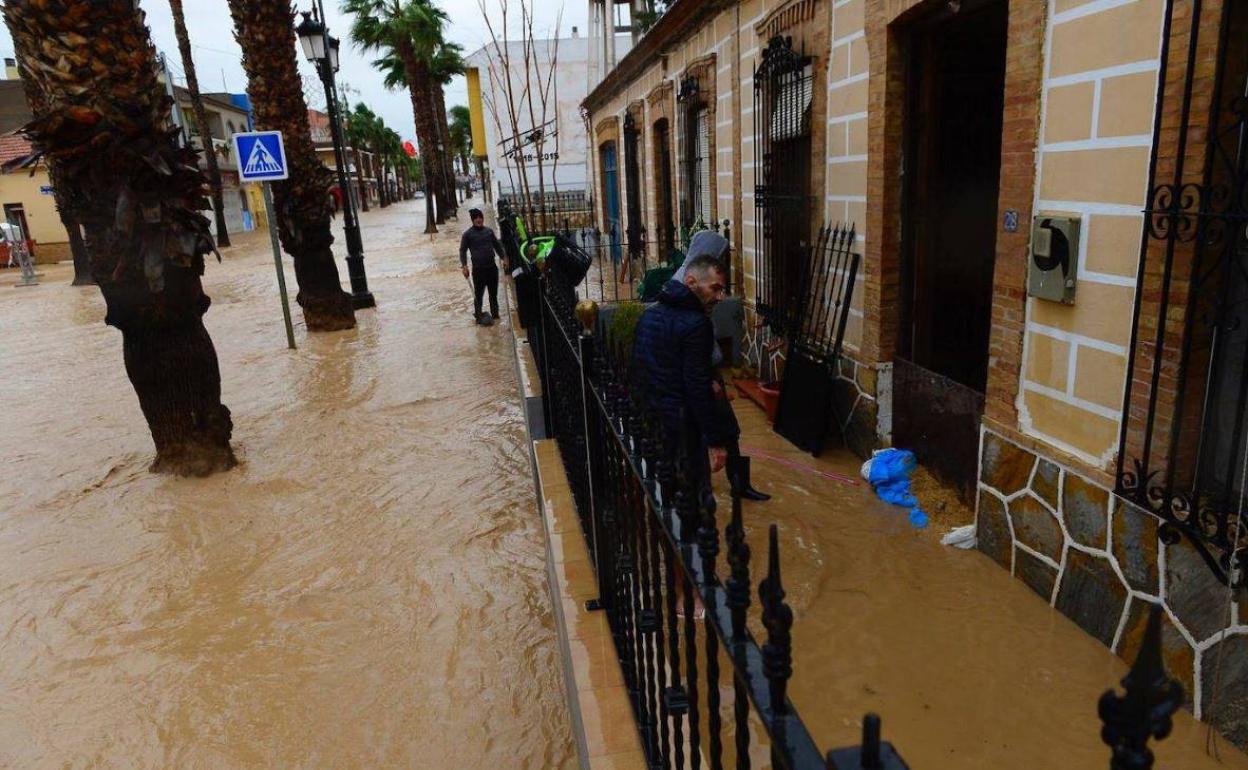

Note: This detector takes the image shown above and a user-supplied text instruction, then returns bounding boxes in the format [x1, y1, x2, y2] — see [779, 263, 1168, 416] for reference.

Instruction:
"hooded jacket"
[631, 279, 728, 449]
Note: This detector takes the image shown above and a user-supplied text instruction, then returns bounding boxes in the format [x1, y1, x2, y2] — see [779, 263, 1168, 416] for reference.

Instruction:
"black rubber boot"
[727, 455, 770, 501]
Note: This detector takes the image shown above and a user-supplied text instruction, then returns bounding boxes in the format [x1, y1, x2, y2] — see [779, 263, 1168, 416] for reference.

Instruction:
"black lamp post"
[296, 4, 375, 309]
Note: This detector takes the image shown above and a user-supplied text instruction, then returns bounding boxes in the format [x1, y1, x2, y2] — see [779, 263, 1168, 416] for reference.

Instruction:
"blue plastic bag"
[861, 449, 928, 528]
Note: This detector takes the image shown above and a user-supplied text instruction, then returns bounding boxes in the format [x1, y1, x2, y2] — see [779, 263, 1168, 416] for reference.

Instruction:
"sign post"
[233, 130, 296, 350]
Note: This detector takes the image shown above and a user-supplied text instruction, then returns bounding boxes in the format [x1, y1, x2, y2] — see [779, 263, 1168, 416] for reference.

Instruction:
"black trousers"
[472, 264, 499, 317]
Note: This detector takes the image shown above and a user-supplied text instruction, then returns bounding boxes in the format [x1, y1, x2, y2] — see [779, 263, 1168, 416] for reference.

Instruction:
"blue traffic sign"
[233, 131, 288, 182]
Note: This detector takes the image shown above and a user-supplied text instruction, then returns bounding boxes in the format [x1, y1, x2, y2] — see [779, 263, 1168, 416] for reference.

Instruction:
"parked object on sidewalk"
[940, 523, 977, 549]
[860, 448, 929, 528]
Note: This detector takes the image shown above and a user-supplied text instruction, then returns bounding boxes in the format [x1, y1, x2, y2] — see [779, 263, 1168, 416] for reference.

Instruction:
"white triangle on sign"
[243, 139, 282, 175]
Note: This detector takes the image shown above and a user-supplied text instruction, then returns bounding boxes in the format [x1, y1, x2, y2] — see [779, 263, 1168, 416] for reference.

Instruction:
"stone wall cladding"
[976, 425, 1247, 738]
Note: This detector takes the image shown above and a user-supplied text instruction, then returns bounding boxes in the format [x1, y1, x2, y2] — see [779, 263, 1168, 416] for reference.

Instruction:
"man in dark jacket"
[631, 254, 729, 503]
[459, 208, 508, 324]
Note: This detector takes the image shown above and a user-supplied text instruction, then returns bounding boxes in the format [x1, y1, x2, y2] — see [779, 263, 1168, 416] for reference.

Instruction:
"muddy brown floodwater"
[0, 200, 575, 768]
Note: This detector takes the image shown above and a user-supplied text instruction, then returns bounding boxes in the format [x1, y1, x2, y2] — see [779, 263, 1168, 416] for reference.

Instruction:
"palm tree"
[6, 48, 92, 285]
[169, 0, 231, 248]
[428, 40, 464, 209]
[228, 0, 355, 331]
[347, 103, 388, 207]
[448, 105, 471, 177]
[345, 0, 449, 231]
[343, 105, 371, 212]
[4, 0, 236, 475]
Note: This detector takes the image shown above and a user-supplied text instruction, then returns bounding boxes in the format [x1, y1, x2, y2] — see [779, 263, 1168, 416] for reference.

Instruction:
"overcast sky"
[0, 0, 586, 145]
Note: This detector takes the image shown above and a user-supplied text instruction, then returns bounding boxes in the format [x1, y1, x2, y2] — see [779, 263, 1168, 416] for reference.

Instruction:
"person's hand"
[461, 265, 470, 278]
[711, 380, 723, 397]
[709, 447, 727, 473]
[503, 260, 511, 273]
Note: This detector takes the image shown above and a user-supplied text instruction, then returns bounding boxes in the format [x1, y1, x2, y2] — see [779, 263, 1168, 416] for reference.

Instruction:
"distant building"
[306, 108, 382, 210]
[465, 28, 632, 227]
[0, 58, 258, 263]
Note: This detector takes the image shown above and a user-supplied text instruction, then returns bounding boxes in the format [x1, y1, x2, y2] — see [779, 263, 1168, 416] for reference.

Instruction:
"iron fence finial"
[1098, 604, 1184, 770]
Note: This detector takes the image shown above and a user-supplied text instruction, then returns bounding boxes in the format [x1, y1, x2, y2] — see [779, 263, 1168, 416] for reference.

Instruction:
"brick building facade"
[582, 0, 1248, 743]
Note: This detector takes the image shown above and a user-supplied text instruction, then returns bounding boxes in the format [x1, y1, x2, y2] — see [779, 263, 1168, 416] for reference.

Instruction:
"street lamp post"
[296, 3, 375, 310]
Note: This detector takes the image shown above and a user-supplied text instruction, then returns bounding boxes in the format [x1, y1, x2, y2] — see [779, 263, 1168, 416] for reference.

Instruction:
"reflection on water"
[0, 201, 574, 768]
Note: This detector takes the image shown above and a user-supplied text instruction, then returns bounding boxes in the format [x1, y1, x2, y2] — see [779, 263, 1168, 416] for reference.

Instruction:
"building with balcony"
[580, 0, 1248, 744]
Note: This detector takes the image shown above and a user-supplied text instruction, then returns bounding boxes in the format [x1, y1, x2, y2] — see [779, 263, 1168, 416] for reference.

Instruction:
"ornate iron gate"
[754, 35, 814, 336]
[1116, 0, 1248, 587]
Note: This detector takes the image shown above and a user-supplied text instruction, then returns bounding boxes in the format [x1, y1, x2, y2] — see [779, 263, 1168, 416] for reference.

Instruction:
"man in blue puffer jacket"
[631, 253, 730, 505]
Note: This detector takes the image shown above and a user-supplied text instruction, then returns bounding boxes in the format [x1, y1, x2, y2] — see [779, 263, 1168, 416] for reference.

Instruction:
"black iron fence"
[526, 260, 1188, 769]
[1115, 0, 1248, 588]
[572, 219, 736, 305]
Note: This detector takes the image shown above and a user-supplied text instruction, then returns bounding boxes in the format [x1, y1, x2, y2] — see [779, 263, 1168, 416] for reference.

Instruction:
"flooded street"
[0, 200, 574, 768]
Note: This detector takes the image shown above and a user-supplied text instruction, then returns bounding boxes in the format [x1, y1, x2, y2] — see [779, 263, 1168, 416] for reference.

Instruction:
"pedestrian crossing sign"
[233, 131, 288, 182]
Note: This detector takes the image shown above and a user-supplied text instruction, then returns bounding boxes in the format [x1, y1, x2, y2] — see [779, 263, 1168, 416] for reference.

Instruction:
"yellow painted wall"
[824, 0, 868, 353]
[466, 67, 489, 158]
[1018, 0, 1165, 468]
[0, 165, 70, 263]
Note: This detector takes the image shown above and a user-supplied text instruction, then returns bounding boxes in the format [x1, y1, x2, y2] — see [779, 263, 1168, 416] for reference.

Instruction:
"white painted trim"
[1036, 199, 1144, 216]
[834, 29, 865, 46]
[1091, 78, 1103, 138]
[1052, 0, 1137, 26]
[1079, 270, 1137, 287]
[827, 111, 868, 125]
[1016, 541, 1063, 571]
[1024, 381, 1123, 421]
[1027, 322, 1128, 355]
[828, 71, 869, 90]
[828, 154, 868, 164]
[1065, 340, 1079, 395]
[1046, 60, 1158, 88]
[1042, 135, 1153, 152]
[826, 194, 867, 203]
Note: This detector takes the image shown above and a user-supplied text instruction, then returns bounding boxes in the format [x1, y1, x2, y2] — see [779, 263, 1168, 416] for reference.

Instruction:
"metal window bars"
[754, 34, 814, 338]
[527, 261, 1186, 770]
[773, 224, 860, 456]
[1115, 0, 1248, 588]
[678, 73, 712, 231]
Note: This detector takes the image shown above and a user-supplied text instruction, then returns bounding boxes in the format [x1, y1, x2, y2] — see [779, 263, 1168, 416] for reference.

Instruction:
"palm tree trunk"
[375, 148, 390, 208]
[5, 0, 236, 475]
[398, 44, 444, 231]
[353, 148, 369, 212]
[228, 0, 354, 331]
[8, 22, 93, 285]
[170, 0, 231, 248]
[431, 82, 456, 217]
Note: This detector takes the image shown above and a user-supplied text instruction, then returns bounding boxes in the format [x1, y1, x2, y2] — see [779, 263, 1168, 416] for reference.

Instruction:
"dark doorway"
[599, 141, 622, 264]
[899, 0, 1008, 392]
[654, 118, 675, 261]
[893, 0, 1008, 502]
[623, 116, 643, 260]
[4, 203, 30, 254]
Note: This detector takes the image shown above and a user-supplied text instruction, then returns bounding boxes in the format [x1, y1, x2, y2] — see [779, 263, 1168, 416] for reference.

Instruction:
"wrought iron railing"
[529, 258, 1189, 769]
[1115, 0, 1248, 588]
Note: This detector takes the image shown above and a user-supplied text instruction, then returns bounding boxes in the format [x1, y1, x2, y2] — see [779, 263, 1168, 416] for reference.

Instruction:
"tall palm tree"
[228, 0, 355, 331]
[343, 105, 371, 212]
[345, 0, 449, 231]
[4, 0, 236, 475]
[448, 104, 471, 176]
[428, 40, 464, 209]
[169, 0, 230, 248]
[347, 103, 387, 207]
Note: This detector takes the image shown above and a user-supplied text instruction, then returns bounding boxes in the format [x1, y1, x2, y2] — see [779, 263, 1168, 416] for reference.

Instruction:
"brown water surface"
[0, 200, 574, 768]
[726, 405, 1248, 770]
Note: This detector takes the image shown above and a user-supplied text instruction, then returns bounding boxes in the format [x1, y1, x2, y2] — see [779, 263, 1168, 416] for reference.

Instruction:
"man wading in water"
[460, 208, 508, 325]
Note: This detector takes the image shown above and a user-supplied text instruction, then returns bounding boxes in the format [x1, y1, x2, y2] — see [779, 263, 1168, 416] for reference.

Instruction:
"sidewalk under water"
[0, 200, 574, 768]
[720, 400, 1247, 769]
